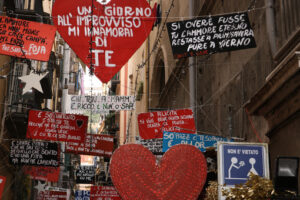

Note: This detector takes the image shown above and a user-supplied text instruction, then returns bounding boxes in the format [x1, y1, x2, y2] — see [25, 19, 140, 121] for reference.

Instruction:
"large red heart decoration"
[110, 144, 207, 200]
[52, 0, 156, 83]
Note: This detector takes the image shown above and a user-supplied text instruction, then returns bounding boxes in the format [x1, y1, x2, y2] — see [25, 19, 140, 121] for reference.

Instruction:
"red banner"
[0, 176, 6, 199]
[52, 0, 156, 83]
[138, 109, 196, 139]
[37, 191, 67, 200]
[90, 186, 121, 200]
[0, 16, 56, 61]
[26, 110, 88, 143]
[23, 166, 60, 182]
[66, 134, 114, 157]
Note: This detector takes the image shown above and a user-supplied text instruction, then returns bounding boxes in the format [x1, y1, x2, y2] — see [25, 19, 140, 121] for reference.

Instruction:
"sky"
[84, 67, 103, 95]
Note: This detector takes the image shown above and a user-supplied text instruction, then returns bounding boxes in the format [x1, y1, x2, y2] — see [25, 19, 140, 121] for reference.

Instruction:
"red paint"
[0, 176, 6, 199]
[0, 16, 56, 61]
[26, 110, 88, 143]
[52, 0, 156, 83]
[90, 186, 121, 200]
[65, 134, 114, 157]
[138, 109, 196, 139]
[110, 144, 207, 200]
[23, 166, 60, 182]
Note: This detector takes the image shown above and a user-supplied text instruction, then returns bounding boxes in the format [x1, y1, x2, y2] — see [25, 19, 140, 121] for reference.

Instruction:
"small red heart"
[52, 0, 155, 83]
[110, 144, 207, 200]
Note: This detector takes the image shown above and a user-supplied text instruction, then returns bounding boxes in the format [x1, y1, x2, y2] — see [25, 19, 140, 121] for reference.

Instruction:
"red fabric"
[110, 144, 207, 200]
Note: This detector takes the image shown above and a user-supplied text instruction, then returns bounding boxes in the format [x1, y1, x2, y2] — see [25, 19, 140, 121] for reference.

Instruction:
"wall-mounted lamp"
[275, 156, 299, 195]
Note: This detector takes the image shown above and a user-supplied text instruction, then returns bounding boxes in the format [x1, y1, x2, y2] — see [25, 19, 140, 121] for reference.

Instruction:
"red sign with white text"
[0, 16, 56, 61]
[66, 134, 114, 157]
[26, 110, 88, 143]
[23, 166, 60, 182]
[90, 186, 121, 200]
[138, 109, 196, 139]
[52, 0, 156, 83]
[0, 176, 6, 199]
[37, 191, 67, 200]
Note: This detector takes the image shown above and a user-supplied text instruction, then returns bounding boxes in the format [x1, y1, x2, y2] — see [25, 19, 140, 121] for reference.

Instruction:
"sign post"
[217, 142, 269, 199]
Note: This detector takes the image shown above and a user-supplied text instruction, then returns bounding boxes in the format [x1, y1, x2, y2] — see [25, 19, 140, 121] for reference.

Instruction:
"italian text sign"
[27, 110, 88, 143]
[167, 12, 256, 58]
[52, 0, 156, 83]
[163, 132, 232, 152]
[23, 166, 60, 182]
[138, 109, 196, 139]
[90, 186, 121, 200]
[217, 142, 269, 199]
[69, 95, 135, 111]
[10, 140, 59, 167]
[0, 16, 56, 61]
[137, 138, 163, 154]
[76, 166, 95, 184]
[37, 191, 67, 200]
[66, 134, 114, 157]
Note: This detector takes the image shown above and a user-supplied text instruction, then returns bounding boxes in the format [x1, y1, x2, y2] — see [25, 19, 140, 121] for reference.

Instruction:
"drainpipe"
[0, 0, 4, 12]
[265, 0, 276, 56]
[189, 0, 197, 131]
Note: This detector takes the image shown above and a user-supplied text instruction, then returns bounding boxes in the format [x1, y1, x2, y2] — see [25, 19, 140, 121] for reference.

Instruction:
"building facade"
[126, 0, 300, 193]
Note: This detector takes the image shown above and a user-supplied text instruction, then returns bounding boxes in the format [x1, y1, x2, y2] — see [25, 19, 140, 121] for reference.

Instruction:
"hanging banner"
[9, 140, 59, 167]
[75, 190, 90, 200]
[0, 16, 56, 61]
[52, 0, 156, 83]
[163, 132, 232, 152]
[138, 109, 196, 139]
[167, 12, 256, 58]
[23, 166, 60, 182]
[66, 134, 114, 157]
[26, 110, 88, 143]
[37, 191, 67, 200]
[90, 186, 121, 200]
[0, 176, 6, 199]
[69, 95, 135, 111]
[217, 142, 269, 200]
[76, 166, 95, 184]
[136, 137, 163, 155]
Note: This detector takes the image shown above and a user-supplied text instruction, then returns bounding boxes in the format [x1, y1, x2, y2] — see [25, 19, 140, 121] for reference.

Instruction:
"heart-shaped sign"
[76, 119, 83, 128]
[110, 144, 207, 200]
[52, 0, 156, 83]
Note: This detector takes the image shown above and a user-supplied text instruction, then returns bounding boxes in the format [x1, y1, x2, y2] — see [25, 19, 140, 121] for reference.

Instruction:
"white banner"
[69, 95, 136, 111]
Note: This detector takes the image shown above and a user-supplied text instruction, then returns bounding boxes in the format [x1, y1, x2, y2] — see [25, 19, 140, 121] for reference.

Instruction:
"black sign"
[9, 140, 59, 167]
[167, 12, 256, 58]
[76, 166, 95, 184]
[138, 138, 163, 155]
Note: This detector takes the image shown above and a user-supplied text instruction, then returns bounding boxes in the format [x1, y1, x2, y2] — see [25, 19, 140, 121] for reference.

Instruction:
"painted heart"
[76, 120, 83, 128]
[110, 144, 207, 200]
[52, 0, 156, 83]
